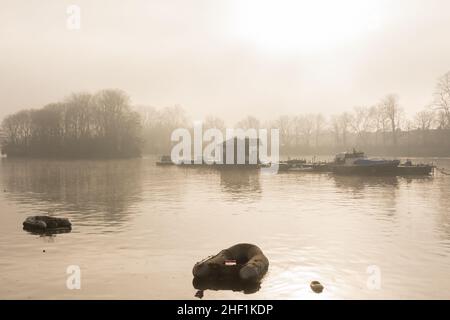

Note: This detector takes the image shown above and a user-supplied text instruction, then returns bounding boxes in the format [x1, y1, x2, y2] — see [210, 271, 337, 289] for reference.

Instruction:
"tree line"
[1, 89, 142, 158]
[139, 71, 450, 156]
[2, 72, 450, 158]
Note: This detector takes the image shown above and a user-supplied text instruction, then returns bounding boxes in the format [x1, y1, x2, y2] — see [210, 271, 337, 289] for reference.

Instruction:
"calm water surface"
[0, 156, 449, 299]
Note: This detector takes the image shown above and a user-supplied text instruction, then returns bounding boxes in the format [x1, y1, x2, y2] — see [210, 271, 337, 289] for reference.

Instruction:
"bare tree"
[381, 94, 403, 145]
[415, 109, 435, 131]
[436, 110, 448, 129]
[203, 115, 226, 132]
[235, 115, 260, 130]
[434, 71, 450, 128]
[289, 115, 301, 147]
[351, 106, 374, 146]
[330, 114, 341, 146]
[313, 113, 326, 148]
[370, 104, 388, 146]
[1, 110, 32, 153]
[159, 105, 188, 129]
[64, 92, 93, 145]
[338, 112, 353, 147]
[298, 114, 315, 147]
[137, 105, 159, 128]
[274, 115, 291, 147]
[414, 109, 435, 145]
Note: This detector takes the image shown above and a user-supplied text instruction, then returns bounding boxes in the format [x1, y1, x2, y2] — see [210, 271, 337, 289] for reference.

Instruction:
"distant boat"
[397, 160, 434, 175]
[278, 158, 312, 172]
[331, 150, 433, 175]
[331, 150, 400, 175]
[156, 155, 174, 166]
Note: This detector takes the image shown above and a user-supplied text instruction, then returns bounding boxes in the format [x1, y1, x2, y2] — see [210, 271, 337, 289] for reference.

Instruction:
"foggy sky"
[1, 0, 450, 124]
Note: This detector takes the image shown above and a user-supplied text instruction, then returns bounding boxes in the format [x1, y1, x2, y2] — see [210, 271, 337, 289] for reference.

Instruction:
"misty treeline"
[2, 72, 450, 158]
[1, 89, 141, 158]
[140, 72, 450, 157]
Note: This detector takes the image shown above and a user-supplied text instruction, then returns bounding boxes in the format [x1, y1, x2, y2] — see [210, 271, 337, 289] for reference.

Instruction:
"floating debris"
[310, 280, 324, 293]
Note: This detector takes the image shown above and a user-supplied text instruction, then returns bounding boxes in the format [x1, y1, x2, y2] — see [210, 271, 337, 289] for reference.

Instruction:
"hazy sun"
[230, 0, 383, 53]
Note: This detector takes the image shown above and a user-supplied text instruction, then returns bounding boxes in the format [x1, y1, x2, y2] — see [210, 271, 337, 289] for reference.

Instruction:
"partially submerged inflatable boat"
[193, 243, 269, 283]
[23, 216, 72, 234]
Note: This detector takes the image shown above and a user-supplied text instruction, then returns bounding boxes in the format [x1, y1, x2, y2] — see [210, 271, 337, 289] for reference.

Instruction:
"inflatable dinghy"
[23, 216, 72, 234]
[193, 243, 269, 283]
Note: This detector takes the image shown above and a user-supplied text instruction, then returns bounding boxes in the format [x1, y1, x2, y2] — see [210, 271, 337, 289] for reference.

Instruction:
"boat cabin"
[334, 150, 366, 165]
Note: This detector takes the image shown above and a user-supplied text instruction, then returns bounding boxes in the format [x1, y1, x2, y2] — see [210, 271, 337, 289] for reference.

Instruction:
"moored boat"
[23, 216, 72, 234]
[331, 150, 400, 175]
[193, 243, 269, 283]
[397, 160, 434, 175]
[156, 155, 174, 166]
[278, 158, 313, 172]
[330, 151, 433, 176]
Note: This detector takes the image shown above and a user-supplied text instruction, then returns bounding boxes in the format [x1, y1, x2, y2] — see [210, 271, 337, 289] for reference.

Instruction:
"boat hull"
[397, 165, 434, 175]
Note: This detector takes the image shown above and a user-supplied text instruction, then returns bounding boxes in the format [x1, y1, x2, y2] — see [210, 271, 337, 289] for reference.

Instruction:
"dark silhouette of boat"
[330, 150, 433, 176]
[397, 160, 434, 175]
[278, 159, 313, 172]
[23, 216, 72, 234]
[155, 155, 174, 166]
[192, 243, 269, 283]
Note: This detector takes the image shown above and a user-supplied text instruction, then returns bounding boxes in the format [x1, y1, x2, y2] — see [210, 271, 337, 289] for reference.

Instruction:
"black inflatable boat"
[23, 216, 72, 234]
[192, 243, 269, 283]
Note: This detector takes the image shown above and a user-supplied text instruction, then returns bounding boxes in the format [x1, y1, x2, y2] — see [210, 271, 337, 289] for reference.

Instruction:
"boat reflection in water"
[219, 168, 261, 201]
[333, 175, 400, 190]
[193, 277, 261, 298]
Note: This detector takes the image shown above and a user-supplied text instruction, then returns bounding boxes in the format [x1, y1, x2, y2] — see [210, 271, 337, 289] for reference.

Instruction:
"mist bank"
[2, 71, 450, 158]
[139, 112, 450, 158]
[139, 72, 450, 157]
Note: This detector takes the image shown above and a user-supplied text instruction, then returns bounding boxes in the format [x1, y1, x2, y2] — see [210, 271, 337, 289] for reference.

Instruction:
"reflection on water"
[219, 169, 261, 202]
[193, 277, 261, 298]
[333, 175, 400, 190]
[23, 228, 72, 237]
[0, 156, 450, 299]
[1, 158, 143, 228]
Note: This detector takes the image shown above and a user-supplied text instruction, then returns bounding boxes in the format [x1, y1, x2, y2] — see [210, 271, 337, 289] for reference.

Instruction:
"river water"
[0, 156, 449, 299]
